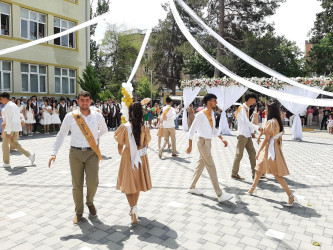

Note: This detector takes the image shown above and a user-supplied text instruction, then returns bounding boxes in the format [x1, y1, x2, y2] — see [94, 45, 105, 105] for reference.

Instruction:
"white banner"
[176, 0, 333, 98]
[169, 0, 333, 107]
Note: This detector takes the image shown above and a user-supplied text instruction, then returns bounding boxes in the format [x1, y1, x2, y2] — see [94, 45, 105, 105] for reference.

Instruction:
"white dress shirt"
[189, 110, 220, 140]
[237, 103, 259, 138]
[52, 109, 108, 156]
[162, 105, 176, 128]
[2, 101, 24, 133]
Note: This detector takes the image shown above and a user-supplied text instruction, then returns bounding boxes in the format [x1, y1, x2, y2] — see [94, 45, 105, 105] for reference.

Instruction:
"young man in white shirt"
[48, 91, 108, 225]
[159, 96, 178, 158]
[186, 94, 233, 202]
[0, 92, 35, 167]
[232, 92, 263, 180]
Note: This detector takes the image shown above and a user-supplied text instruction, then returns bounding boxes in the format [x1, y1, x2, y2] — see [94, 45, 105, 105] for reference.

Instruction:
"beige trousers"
[232, 135, 256, 177]
[69, 148, 99, 214]
[190, 137, 222, 197]
[307, 113, 313, 126]
[2, 131, 30, 164]
[162, 127, 176, 154]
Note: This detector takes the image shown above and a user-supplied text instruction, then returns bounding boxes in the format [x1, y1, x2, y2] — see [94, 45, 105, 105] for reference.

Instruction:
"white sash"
[267, 131, 283, 161]
[125, 123, 146, 170]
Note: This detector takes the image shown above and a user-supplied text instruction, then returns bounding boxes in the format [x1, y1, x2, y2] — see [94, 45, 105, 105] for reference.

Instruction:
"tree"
[90, 0, 110, 64]
[78, 64, 101, 101]
[136, 76, 158, 99]
[96, 25, 140, 99]
[235, 32, 305, 77]
[310, 0, 333, 43]
[150, 1, 207, 94]
[208, 0, 286, 76]
[308, 33, 333, 75]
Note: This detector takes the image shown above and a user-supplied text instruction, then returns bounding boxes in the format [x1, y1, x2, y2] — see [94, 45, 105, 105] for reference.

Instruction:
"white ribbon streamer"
[176, 0, 333, 98]
[169, 0, 333, 107]
[125, 122, 147, 169]
[0, 13, 109, 56]
[267, 131, 283, 161]
[127, 27, 152, 84]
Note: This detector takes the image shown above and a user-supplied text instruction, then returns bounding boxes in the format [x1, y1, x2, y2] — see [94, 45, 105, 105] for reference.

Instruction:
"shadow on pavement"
[4, 164, 36, 176]
[60, 216, 179, 249]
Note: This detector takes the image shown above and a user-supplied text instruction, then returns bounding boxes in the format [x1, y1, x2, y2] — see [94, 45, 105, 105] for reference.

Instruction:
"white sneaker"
[188, 188, 203, 195]
[29, 153, 35, 165]
[2, 163, 11, 167]
[217, 193, 233, 202]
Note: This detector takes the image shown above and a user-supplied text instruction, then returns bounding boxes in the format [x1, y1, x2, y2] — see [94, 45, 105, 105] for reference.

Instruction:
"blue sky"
[92, 0, 323, 53]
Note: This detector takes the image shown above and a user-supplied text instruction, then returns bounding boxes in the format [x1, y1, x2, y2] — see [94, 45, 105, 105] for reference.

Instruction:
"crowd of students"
[0, 96, 123, 137]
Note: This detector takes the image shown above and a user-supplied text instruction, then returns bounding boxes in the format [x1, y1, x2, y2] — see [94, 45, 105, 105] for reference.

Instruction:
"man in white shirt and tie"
[159, 96, 178, 158]
[186, 94, 233, 203]
[48, 91, 108, 225]
[0, 92, 35, 167]
[232, 92, 263, 180]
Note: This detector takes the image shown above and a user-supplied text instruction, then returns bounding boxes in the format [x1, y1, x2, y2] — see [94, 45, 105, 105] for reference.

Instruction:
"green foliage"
[94, 25, 140, 100]
[78, 64, 101, 102]
[308, 33, 333, 75]
[90, 0, 110, 64]
[98, 90, 113, 102]
[235, 32, 305, 77]
[136, 77, 153, 99]
[310, 0, 333, 43]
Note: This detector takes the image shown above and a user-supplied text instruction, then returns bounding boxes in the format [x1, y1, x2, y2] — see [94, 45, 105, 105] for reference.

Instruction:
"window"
[55, 67, 76, 94]
[0, 61, 11, 92]
[54, 17, 75, 48]
[0, 2, 10, 36]
[144, 67, 148, 73]
[21, 63, 47, 93]
[20, 8, 46, 40]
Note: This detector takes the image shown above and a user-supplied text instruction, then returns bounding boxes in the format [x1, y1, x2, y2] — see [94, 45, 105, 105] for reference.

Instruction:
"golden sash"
[203, 109, 213, 129]
[235, 105, 249, 120]
[72, 111, 103, 162]
[163, 107, 171, 120]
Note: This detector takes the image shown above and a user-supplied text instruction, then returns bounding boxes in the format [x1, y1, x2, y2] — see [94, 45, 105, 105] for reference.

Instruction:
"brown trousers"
[190, 137, 222, 197]
[232, 135, 256, 177]
[162, 127, 176, 154]
[2, 131, 30, 164]
[69, 148, 99, 214]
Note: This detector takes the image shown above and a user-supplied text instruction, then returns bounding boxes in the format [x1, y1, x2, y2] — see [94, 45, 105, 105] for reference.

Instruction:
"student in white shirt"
[186, 94, 233, 203]
[158, 96, 178, 158]
[232, 93, 263, 180]
[48, 91, 108, 225]
[0, 92, 35, 167]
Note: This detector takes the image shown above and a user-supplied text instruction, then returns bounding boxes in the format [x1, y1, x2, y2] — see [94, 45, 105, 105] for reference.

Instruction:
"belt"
[71, 146, 92, 151]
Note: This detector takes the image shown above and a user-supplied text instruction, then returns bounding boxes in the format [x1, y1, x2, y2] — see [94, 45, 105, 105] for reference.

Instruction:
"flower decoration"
[121, 82, 134, 123]
[181, 77, 333, 90]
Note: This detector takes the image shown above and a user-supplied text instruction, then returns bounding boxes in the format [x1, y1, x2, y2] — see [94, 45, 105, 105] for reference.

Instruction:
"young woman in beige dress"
[248, 102, 295, 206]
[114, 102, 152, 223]
[187, 104, 195, 129]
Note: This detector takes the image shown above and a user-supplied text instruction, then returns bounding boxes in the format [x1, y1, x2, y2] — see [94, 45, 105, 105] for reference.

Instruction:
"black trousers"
[321, 116, 328, 130]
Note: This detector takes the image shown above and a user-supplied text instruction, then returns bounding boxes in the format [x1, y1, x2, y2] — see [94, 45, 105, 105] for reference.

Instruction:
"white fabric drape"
[277, 86, 320, 140]
[182, 87, 201, 131]
[127, 28, 152, 84]
[206, 85, 247, 135]
[0, 13, 108, 56]
[169, 0, 333, 107]
[176, 0, 333, 98]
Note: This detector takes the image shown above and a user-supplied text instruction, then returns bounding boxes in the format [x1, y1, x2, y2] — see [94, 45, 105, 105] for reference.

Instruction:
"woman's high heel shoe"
[284, 193, 296, 207]
[130, 206, 138, 224]
[247, 187, 257, 196]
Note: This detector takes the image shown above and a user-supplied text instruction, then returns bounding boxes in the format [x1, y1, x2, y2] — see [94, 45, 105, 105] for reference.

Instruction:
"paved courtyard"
[0, 127, 333, 250]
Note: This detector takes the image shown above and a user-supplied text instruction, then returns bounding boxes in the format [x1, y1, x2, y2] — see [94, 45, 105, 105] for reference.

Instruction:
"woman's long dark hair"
[267, 102, 284, 132]
[27, 99, 33, 111]
[129, 102, 144, 147]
